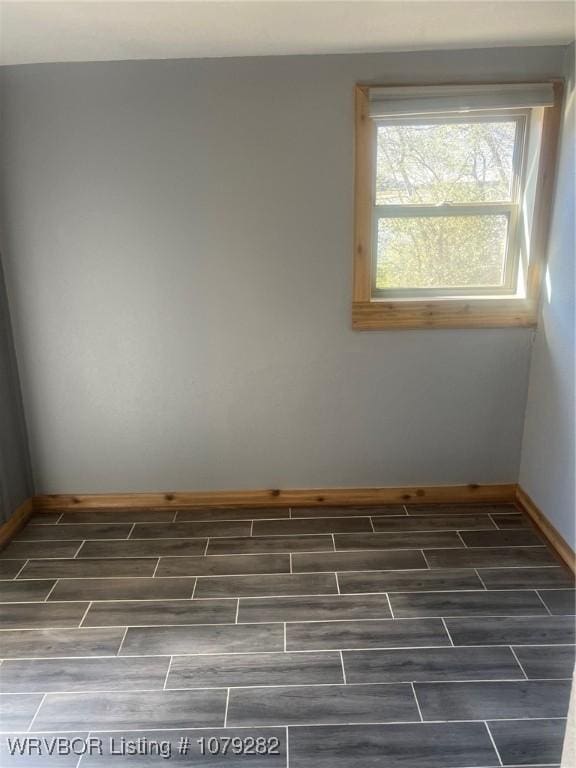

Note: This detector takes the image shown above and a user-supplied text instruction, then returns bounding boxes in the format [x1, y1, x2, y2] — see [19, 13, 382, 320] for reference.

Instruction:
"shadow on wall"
[0, 252, 33, 521]
[518, 42, 576, 551]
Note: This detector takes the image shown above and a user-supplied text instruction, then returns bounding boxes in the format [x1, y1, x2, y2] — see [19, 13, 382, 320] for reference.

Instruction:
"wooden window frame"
[352, 81, 564, 330]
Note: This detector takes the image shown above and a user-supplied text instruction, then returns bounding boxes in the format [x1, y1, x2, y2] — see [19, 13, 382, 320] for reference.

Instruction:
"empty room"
[0, 1, 575, 766]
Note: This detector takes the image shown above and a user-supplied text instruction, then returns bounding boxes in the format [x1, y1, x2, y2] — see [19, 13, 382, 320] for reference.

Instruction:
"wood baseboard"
[516, 485, 575, 575]
[0, 498, 34, 551]
[33, 483, 517, 511]
[23, 484, 574, 578]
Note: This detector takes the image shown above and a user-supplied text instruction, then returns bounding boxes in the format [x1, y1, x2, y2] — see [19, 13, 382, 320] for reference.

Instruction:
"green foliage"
[377, 216, 507, 289]
[375, 119, 516, 290]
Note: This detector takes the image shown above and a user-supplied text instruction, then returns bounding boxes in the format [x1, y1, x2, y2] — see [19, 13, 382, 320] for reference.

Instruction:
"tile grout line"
[76, 732, 90, 768]
[369, 517, 376, 533]
[0, 561, 567, 583]
[116, 626, 129, 656]
[339, 650, 347, 684]
[203, 539, 210, 556]
[73, 542, 85, 559]
[17, 530, 553, 542]
[487, 514, 501, 531]
[2, 654, 574, 667]
[151, 558, 162, 578]
[0, 718, 567, 736]
[0, 561, 562, 578]
[411, 682, 424, 722]
[26, 693, 47, 732]
[289, 554, 293, 574]
[250, 521, 254, 536]
[235, 598, 240, 623]
[78, 601, 93, 628]
[509, 645, 529, 680]
[43, 580, 59, 602]
[285, 725, 290, 768]
[0, 680, 573, 696]
[0, 609, 569, 631]
[163, 656, 174, 690]
[385, 592, 395, 619]
[9, 542, 489, 561]
[267, 514, 405, 523]
[484, 721, 504, 766]
[223, 687, 230, 727]
[535, 590, 553, 615]
[420, 550, 431, 569]
[1, 581, 569, 598]
[9, 538, 540, 561]
[283, 622, 287, 652]
[441, 617, 455, 646]
[190, 578, 198, 599]
[475, 568, 488, 590]
[62, 549, 316, 559]
[335, 572, 341, 594]
[13, 560, 29, 580]
[455, 531, 468, 548]
[331, 534, 336, 552]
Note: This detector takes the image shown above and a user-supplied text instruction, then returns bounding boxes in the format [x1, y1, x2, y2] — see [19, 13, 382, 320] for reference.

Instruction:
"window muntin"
[372, 112, 527, 298]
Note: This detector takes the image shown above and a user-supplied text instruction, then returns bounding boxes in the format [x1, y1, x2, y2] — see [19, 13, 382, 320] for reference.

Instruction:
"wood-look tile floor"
[0, 503, 574, 766]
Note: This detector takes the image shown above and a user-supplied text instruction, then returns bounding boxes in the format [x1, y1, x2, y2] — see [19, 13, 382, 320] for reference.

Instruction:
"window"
[353, 82, 563, 329]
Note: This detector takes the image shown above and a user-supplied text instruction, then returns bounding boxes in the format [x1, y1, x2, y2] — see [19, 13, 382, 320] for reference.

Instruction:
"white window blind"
[368, 82, 555, 118]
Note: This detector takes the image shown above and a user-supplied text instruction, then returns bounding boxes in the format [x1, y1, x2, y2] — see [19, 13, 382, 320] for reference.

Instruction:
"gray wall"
[519, 44, 575, 548]
[0, 252, 32, 520]
[0, 46, 567, 494]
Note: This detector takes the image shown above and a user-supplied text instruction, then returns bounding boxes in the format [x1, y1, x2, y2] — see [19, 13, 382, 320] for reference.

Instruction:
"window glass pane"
[376, 120, 518, 205]
[376, 215, 509, 290]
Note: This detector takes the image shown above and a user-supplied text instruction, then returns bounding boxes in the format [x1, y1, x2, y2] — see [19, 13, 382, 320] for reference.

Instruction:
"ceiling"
[0, 0, 574, 67]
